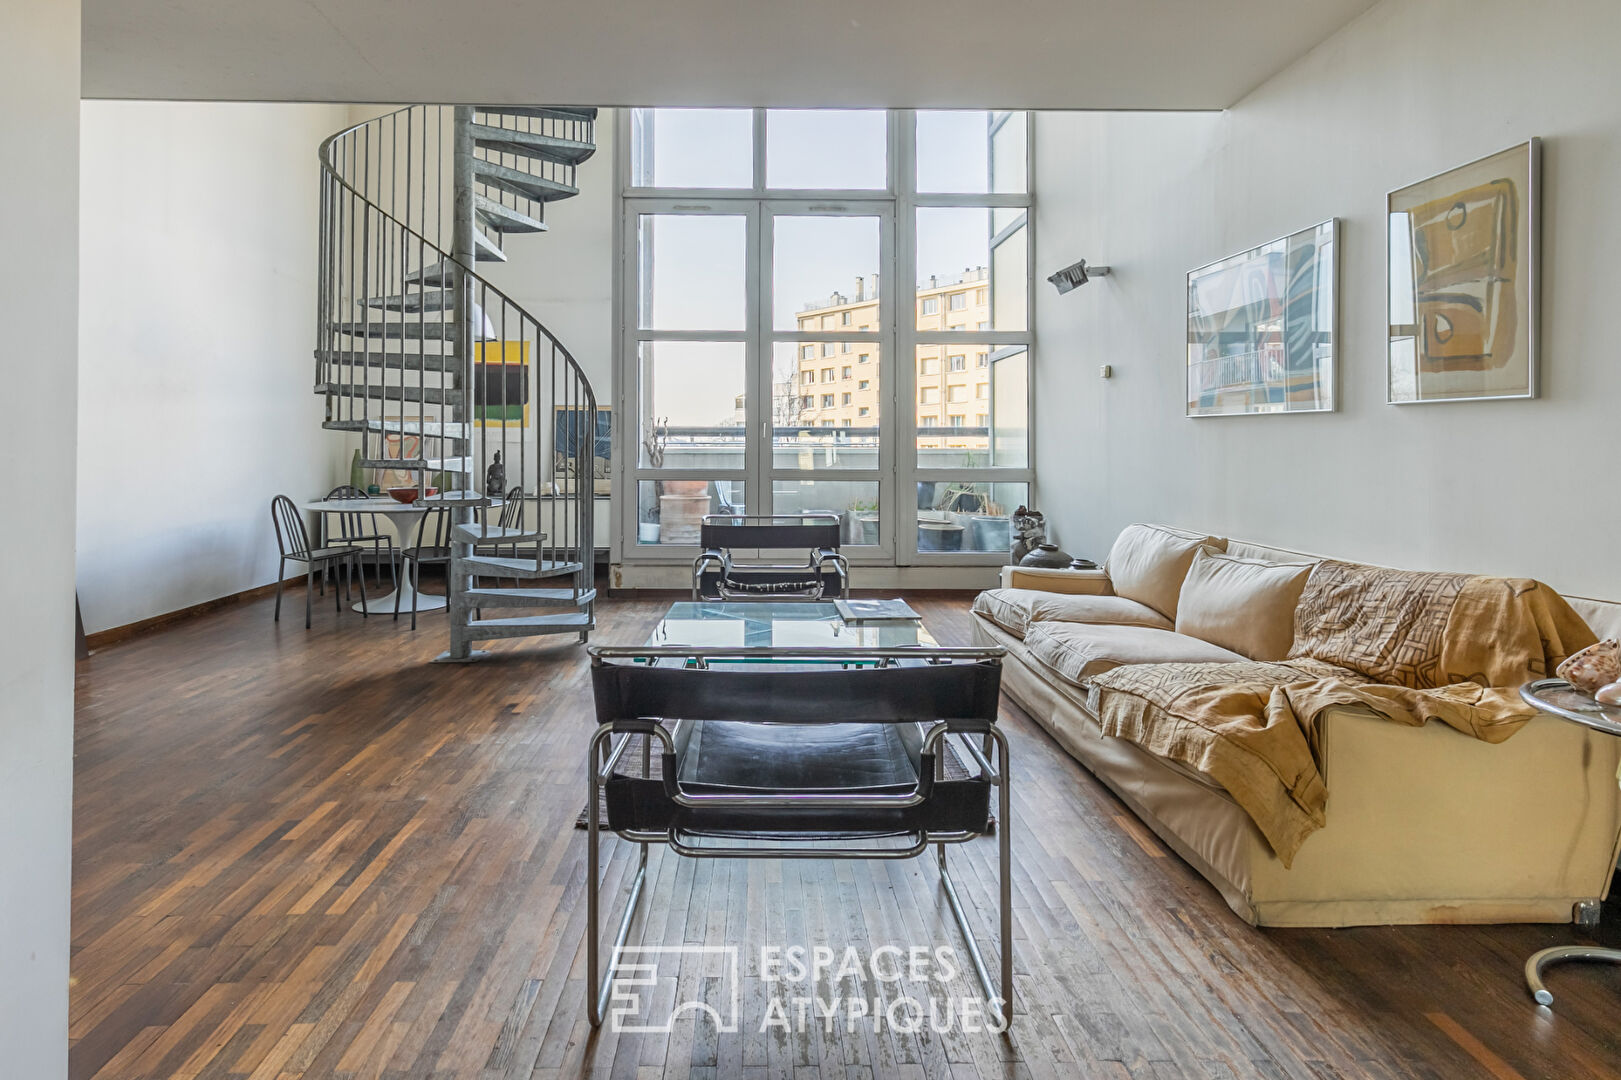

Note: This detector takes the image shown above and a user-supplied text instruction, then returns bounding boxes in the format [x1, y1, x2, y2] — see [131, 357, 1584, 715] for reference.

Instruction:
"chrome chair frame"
[583, 645, 1012, 1031]
[270, 494, 369, 629]
[690, 513, 850, 602]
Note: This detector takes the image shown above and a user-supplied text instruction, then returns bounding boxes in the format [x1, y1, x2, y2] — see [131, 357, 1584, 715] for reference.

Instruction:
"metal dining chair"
[270, 494, 368, 629]
[397, 506, 453, 630]
[324, 484, 397, 588]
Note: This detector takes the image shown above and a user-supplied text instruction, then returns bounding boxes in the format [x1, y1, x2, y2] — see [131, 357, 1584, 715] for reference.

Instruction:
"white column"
[0, 0, 79, 1074]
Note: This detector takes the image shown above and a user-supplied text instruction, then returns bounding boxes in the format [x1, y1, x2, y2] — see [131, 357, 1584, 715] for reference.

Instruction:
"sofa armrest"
[998, 565, 1114, 595]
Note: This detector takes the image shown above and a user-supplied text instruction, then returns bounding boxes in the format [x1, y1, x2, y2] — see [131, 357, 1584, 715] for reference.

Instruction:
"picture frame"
[1387, 139, 1540, 404]
[1186, 219, 1338, 417]
[554, 405, 612, 495]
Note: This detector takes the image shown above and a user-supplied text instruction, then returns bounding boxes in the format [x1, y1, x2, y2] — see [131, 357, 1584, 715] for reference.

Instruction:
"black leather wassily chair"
[584, 645, 1012, 1029]
[691, 514, 850, 601]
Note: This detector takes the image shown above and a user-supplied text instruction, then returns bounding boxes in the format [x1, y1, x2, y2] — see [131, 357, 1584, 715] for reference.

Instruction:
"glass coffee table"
[643, 601, 935, 660]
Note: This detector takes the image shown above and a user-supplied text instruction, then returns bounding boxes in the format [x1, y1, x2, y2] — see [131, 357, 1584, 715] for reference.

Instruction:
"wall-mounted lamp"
[1047, 259, 1112, 294]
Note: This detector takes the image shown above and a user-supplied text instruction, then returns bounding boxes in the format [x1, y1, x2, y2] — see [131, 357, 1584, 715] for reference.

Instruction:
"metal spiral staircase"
[316, 106, 599, 660]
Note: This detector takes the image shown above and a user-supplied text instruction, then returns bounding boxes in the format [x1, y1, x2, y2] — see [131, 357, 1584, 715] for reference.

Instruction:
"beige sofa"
[971, 524, 1621, 928]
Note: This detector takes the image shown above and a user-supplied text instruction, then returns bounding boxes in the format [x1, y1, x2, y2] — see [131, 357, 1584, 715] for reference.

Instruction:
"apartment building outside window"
[623, 108, 1033, 564]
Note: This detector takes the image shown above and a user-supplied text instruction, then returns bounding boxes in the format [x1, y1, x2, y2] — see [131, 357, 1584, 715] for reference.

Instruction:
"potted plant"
[657, 419, 708, 497]
[968, 498, 1011, 552]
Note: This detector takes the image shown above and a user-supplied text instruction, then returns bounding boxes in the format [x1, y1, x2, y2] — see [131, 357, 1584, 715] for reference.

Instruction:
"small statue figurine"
[485, 451, 506, 498]
[1011, 505, 1047, 563]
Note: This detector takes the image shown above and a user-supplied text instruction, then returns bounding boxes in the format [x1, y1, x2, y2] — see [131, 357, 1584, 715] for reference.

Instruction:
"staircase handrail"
[316, 108, 599, 435]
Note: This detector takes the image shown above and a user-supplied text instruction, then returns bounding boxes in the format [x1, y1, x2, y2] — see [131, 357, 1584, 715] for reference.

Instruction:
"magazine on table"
[834, 598, 921, 623]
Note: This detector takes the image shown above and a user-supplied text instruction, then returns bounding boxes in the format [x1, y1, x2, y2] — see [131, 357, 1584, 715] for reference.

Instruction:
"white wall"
[78, 102, 353, 634]
[1032, 0, 1621, 599]
[1, 1, 78, 1073]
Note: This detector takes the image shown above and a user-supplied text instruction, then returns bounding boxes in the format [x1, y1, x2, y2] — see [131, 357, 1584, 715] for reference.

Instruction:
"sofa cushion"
[1175, 548, 1315, 661]
[1023, 621, 1246, 687]
[1105, 524, 1227, 620]
[972, 588, 1173, 639]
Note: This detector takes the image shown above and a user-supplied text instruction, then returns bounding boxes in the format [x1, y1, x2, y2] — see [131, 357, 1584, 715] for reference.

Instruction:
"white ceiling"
[82, 0, 1379, 109]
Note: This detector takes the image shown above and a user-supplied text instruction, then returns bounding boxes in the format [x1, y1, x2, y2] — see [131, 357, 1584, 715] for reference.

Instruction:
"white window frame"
[613, 109, 1035, 567]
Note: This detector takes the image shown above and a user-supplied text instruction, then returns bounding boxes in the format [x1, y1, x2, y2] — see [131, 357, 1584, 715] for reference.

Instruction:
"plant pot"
[916, 481, 941, 510]
[969, 515, 1012, 553]
[637, 522, 661, 544]
[918, 520, 965, 552]
[663, 479, 710, 497]
[658, 493, 710, 545]
[857, 513, 879, 546]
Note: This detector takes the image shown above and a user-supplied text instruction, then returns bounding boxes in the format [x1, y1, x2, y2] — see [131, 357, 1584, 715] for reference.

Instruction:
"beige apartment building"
[789, 268, 993, 451]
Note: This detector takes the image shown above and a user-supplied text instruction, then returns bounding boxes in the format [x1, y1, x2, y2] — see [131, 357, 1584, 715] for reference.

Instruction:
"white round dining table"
[302, 495, 496, 615]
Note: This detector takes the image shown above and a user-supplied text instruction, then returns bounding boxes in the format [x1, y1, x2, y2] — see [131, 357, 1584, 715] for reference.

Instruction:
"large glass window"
[622, 110, 1032, 564]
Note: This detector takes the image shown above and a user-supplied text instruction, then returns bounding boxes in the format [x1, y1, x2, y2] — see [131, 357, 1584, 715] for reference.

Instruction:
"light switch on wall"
[1099, 364, 1113, 379]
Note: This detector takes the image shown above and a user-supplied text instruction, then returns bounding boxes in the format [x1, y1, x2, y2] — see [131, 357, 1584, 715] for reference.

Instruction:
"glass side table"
[1520, 677, 1621, 1006]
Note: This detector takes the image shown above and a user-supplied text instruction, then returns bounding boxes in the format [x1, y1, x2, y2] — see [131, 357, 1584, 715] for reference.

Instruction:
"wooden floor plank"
[69, 582, 1621, 1080]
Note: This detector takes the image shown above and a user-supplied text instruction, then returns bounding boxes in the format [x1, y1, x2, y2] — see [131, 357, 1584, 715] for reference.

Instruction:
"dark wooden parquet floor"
[70, 579, 1621, 1079]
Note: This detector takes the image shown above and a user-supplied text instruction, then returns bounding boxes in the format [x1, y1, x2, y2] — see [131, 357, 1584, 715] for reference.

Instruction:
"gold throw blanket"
[1086, 562, 1595, 866]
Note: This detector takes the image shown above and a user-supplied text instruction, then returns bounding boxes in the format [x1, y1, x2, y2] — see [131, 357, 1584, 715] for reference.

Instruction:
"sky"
[636, 109, 1024, 425]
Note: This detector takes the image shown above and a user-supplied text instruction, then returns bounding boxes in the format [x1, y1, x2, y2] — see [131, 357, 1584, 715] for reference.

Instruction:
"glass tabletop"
[647, 601, 934, 651]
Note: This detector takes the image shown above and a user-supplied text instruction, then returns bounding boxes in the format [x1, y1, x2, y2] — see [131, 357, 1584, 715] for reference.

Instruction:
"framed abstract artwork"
[473, 341, 531, 426]
[1387, 140, 1539, 403]
[1186, 219, 1338, 417]
[554, 406, 612, 495]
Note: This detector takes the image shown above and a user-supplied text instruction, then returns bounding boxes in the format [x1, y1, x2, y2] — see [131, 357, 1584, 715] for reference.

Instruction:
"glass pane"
[773, 215, 880, 330]
[766, 110, 887, 190]
[773, 480, 881, 546]
[990, 111, 1028, 194]
[991, 218, 1028, 331]
[638, 342, 747, 470]
[637, 214, 747, 330]
[916, 343, 1025, 466]
[989, 346, 1029, 468]
[771, 342, 879, 471]
[916, 481, 1028, 554]
[916, 110, 1027, 194]
[630, 109, 752, 189]
[636, 480, 745, 545]
[915, 208, 1026, 331]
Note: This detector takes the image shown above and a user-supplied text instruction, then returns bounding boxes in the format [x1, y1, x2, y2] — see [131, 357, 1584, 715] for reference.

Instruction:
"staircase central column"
[444, 106, 479, 661]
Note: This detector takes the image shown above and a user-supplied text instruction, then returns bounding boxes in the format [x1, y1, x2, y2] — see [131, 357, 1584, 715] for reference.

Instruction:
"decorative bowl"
[1019, 543, 1073, 568]
[387, 486, 437, 504]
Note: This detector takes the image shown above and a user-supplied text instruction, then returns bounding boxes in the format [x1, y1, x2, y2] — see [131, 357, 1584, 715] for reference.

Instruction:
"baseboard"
[83, 575, 305, 653]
